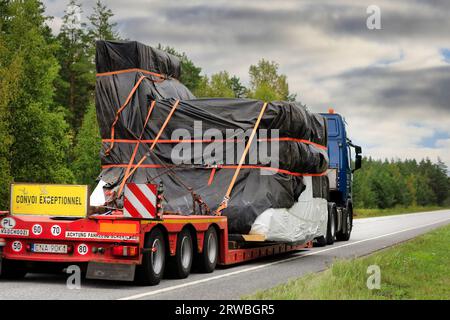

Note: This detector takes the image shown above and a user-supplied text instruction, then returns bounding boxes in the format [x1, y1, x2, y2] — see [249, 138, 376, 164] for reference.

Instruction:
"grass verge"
[354, 206, 449, 219]
[244, 224, 450, 300]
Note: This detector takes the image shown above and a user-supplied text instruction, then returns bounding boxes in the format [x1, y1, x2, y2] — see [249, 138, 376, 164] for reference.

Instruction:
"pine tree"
[71, 1, 120, 186]
[230, 76, 248, 98]
[4, 0, 74, 186]
[88, 0, 119, 41]
[55, 0, 95, 131]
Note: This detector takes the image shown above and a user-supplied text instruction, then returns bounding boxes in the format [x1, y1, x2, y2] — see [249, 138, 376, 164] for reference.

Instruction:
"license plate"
[31, 243, 68, 254]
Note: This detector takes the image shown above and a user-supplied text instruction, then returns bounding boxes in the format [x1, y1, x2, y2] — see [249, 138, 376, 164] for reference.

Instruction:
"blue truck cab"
[319, 109, 362, 243]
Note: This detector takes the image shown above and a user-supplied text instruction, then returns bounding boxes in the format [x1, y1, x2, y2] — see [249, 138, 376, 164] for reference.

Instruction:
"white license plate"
[31, 243, 68, 254]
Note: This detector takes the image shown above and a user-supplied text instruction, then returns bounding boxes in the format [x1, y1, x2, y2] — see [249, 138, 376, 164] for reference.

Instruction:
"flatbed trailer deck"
[0, 211, 312, 284]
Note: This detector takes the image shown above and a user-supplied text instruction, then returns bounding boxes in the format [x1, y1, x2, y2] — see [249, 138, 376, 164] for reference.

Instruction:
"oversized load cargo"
[94, 41, 329, 237]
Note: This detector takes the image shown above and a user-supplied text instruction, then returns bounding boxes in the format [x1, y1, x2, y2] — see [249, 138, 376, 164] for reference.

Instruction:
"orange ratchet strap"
[216, 102, 268, 215]
[104, 73, 169, 156]
[105, 75, 146, 155]
[207, 167, 217, 186]
[117, 100, 157, 197]
[117, 99, 180, 187]
[101, 163, 328, 178]
[101, 138, 327, 150]
[96, 68, 167, 81]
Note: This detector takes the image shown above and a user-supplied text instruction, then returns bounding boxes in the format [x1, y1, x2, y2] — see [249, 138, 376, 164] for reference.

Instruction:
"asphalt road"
[0, 209, 449, 300]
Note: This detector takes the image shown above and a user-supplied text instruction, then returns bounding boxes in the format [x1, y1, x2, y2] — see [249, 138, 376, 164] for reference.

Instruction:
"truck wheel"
[195, 227, 218, 273]
[135, 228, 166, 286]
[315, 203, 337, 247]
[0, 259, 27, 279]
[326, 203, 337, 245]
[167, 228, 193, 279]
[336, 206, 352, 241]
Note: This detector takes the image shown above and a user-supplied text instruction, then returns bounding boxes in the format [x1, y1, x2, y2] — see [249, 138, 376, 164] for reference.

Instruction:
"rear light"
[0, 238, 6, 247]
[112, 245, 138, 257]
[0, 211, 8, 217]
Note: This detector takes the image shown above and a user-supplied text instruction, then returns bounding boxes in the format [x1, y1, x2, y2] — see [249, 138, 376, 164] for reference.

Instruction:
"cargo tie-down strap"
[96, 68, 168, 80]
[116, 99, 180, 197]
[101, 99, 328, 216]
[99, 72, 328, 208]
[99, 70, 168, 156]
[102, 107, 328, 189]
[215, 102, 267, 213]
[117, 100, 157, 197]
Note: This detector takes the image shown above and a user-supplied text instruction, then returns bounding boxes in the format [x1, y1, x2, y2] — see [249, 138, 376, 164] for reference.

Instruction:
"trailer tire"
[167, 228, 193, 279]
[195, 227, 218, 273]
[135, 228, 166, 286]
[0, 259, 27, 280]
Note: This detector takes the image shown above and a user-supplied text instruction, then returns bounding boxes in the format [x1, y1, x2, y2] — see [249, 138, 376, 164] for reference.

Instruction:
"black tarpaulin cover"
[95, 41, 328, 234]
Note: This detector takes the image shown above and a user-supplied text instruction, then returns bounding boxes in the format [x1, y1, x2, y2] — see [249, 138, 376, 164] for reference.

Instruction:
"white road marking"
[119, 216, 450, 300]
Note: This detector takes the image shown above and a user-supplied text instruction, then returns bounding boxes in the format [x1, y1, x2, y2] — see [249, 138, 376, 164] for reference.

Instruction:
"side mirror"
[355, 145, 362, 155]
[354, 155, 362, 172]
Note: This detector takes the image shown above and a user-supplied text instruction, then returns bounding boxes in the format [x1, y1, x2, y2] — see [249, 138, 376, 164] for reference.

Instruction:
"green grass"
[244, 224, 450, 300]
[354, 206, 449, 219]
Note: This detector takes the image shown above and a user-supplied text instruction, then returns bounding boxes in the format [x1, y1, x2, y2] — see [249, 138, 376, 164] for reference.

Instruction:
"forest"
[0, 0, 448, 210]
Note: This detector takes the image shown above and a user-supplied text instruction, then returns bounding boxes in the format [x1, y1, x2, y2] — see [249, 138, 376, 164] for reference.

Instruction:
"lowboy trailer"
[0, 212, 311, 285]
[0, 109, 360, 286]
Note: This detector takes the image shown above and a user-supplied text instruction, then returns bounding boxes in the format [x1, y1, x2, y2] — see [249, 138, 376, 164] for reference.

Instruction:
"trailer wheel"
[135, 228, 166, 286]
[195, 227, 218, 273]
[167, 228, 193, 279]
[0, 259, 27, 279]
[336, 206, 352, 241]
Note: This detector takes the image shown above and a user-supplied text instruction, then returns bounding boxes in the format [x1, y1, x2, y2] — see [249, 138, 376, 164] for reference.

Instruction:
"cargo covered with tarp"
[94, 40, 329, 236]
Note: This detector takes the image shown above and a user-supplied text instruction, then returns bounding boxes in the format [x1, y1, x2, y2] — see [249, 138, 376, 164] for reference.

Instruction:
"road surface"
[0, 209, 449, 300]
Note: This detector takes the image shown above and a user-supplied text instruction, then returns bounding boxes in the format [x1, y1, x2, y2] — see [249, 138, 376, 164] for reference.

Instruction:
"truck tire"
[167, 228, 193, 279]
[326, 203, 337, 245]
[135, 228, 166, 286]
[315, 203, 337, 247]
[336, 206, 352, 241]
[0, 259, 27, 279]
[195, 227, 218, 273]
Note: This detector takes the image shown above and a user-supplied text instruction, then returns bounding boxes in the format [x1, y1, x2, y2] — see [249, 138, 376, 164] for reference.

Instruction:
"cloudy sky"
[43, 0, 450, 169]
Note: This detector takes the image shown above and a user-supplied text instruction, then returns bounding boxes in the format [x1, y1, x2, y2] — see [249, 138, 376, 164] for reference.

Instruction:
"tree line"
[0, 0, 448, 210]
[353, 158, 449, 209]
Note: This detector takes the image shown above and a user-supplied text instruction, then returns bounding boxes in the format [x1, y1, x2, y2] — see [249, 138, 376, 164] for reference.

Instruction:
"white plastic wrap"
[249, 176, 328, 243]
[90, 180, 107, 206]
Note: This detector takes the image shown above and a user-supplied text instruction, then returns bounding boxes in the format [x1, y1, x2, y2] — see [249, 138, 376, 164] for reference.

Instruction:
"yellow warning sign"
[10, 183, 88, 217]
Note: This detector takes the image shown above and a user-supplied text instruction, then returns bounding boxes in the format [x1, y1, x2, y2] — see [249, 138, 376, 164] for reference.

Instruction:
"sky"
[43, 0, 450, 170]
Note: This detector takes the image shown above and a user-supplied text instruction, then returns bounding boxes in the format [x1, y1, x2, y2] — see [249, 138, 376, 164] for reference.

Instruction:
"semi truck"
[0, 109, 361, 285]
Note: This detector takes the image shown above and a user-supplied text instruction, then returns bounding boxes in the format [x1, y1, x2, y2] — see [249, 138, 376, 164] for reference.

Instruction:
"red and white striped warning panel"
[123, 183, 157, 219]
